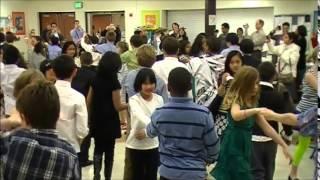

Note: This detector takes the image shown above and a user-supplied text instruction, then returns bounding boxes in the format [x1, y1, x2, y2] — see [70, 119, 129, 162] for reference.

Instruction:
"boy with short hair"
[152, 37, 188, 85]
[48, 36, 62, 60]
[136, 67, 220, 180]
[95, 31, 117, 54]
[120, 35, 144, 70]
[52, 55, 88, 155]
[0, 81, 81, 180]
[0, 45, 25, 116]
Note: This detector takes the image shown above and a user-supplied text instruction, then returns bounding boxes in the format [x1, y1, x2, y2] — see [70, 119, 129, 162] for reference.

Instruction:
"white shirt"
[127, 93, 163, 150]
[0, 64, 25, 115]
[267, 42, 300, 77]
[55, 80, 88, 152]
[152, 56, 188, 85]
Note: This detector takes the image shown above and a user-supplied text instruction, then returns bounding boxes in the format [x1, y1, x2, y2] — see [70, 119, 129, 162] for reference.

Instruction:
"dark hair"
[224, 51, 244, 76]
[172, 22, 179, 29]
[297, 25, 307, 37]
[0, 32, 5, 43]
[50, 36, 59, 46]
[282, 22, 290, 27]
[222, 23, 230, 29]
[287, 32, 297, 42]
[51, 22, 57, 26]
[130, 35, 144, 48]
[207, 36, 221, 54]
[40, 60, 53, 75]
[75, 20, 79, 23]
[80, 52, 93, 66]
[106, 31, 116, 42]
[5, 32, 16, 43]
[162, 36, 179, 55]
[52, 55, 76, 80]
[258, 62, 276, 82]
[3, 44, 20, 64]
[97, 51, 122, 78]
[258, 19, 264, 26]
[62, 41, 77, 58]
[134, 68, 157, 92]
[101, 29, 107, 37]
[16, 81, 60, 129]
[168, 67, 192, 96]
[141, 35, 148, 45]
[226, 33, 239, 45]
[237, 27, 244, 33]
[34, 42, 46, 55]
[190, 33, 207, 57]
[179, 40, 191, 55]
[240, 39, 254, 54]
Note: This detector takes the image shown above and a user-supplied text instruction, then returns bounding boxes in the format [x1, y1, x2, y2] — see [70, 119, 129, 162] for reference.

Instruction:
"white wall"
[1, 0, 316, 55]
[167, 8, 274, 42]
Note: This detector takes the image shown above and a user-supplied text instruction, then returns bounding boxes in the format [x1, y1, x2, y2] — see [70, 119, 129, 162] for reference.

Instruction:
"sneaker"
[281, 130, 292, 145]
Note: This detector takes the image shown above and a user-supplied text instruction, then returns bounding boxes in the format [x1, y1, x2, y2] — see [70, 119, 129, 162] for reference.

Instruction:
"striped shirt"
[146, 97, 220, 180]
[297, 65, 317, 112]
[0, 129, 80, 180]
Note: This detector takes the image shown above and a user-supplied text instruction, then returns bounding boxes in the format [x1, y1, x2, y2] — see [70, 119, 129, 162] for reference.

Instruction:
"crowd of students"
[0, 17, 318, 180]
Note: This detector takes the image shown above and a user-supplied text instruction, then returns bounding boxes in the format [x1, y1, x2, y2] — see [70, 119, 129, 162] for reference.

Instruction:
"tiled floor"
[82, 137, 315, 180]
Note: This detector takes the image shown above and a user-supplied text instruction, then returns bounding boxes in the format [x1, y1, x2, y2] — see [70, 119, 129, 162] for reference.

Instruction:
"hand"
[134, 129, 146, 140]
[221, 73, 230, 85]
[260, 108, 276, 120]
[265, 36, 271, 43]
[282, 146, 293, 162]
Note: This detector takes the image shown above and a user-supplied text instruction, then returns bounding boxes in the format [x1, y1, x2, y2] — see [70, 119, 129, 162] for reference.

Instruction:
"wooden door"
[39, 12, 75, 41]
[92, 14, 112, 33]
[60, 13, 75, 40]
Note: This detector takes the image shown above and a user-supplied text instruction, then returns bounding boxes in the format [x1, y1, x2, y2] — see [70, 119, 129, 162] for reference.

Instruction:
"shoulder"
[153, 93, 164, 104]
[71, 88, 86, 101]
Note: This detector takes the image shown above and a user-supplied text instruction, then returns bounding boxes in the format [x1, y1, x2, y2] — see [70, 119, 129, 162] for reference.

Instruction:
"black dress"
[90, 75, 122, 140]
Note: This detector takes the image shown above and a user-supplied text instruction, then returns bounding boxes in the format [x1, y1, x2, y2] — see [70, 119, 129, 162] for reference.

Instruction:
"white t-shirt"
[152, 57, 188, 85]
[126, 93, 164, 150]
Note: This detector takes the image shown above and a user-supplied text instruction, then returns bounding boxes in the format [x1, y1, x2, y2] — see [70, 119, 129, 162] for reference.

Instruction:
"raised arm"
[231, 103, 261, 121]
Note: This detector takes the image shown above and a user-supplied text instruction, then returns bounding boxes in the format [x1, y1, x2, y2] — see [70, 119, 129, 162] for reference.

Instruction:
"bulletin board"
[141, 10, 160, 29]
[274, 14, 312, 32]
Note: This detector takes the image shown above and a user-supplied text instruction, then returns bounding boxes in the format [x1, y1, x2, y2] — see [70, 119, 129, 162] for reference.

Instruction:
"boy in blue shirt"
[136, 67, 220, 180]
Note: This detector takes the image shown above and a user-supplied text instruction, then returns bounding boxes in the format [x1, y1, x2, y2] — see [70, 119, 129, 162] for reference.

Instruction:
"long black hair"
[62, 41, 77, 58]
[190, 33, 207, 57]
[224, 51, 244, 76]
[97, 51, 122, 79]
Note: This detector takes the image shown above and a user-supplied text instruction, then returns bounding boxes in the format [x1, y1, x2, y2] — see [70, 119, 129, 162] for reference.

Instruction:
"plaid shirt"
[0, 129, 80, 180]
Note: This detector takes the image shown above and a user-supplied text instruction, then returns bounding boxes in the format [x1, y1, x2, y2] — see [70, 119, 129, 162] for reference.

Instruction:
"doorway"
[39, 12, 75, 41]
[85, 11, 125, 39]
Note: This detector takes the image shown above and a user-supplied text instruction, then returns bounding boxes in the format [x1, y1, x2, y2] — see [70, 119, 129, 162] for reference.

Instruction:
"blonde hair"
[222, 66, 260, 109]
[116, 41, 129, 54]
[136, 44, 156, 68]
[14, 69, 45, 98]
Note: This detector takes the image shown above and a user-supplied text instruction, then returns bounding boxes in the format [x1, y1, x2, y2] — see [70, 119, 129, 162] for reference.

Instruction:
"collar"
[260, 81, 273, 89]
[30, 128, 58, 136]
[164, 56, 179, 61]
[4, 64, 19, 69]
[55, 80, 71, 87]
[169, 97, 193, 103]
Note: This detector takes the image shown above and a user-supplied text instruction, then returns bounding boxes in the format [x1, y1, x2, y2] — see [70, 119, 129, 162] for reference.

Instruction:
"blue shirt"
[0, 129, 80, 180]
[48, 45, 62, 60]
[95, 41, 117, 54]
[70, 28, 84, 45]
[122, 67, 168, 102]
[146, 97, 220, 180]
[220, 45, 242, 57]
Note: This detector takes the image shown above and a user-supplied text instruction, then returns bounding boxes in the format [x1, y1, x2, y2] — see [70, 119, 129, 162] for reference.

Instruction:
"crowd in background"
[0, 18, 318, 180]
